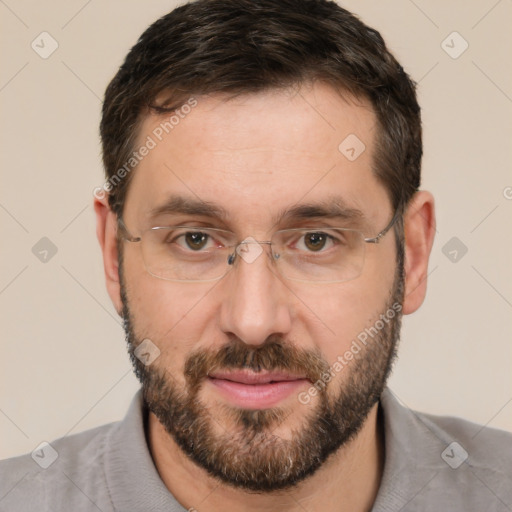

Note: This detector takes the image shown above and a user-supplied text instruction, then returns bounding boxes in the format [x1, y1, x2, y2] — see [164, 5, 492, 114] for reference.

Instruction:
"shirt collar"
[372, 387, 451, 511]
[104, 389, 186, 511]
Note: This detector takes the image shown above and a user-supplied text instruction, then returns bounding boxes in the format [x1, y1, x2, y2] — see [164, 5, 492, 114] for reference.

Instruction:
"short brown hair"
[100, 0, 421, 218]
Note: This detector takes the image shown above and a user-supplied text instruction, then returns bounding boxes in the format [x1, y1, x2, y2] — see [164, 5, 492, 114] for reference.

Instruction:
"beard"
[119, 246, 404, 492]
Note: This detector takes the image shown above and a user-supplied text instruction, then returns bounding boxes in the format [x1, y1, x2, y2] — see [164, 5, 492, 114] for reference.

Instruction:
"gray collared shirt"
[1, 387, 511, 511]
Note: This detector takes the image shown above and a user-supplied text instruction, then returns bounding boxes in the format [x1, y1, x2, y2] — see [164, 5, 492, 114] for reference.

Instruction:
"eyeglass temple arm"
[117, 210, 400, 246]
[117, 216, 141, 243]
[364, 208, 400, 244]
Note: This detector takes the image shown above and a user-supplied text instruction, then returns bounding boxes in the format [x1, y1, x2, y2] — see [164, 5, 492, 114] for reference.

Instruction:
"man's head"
[95, 0, 435, 493]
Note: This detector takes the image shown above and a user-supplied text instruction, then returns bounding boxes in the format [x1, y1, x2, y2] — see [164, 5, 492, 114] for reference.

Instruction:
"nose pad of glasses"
[226, 242, 277, 266]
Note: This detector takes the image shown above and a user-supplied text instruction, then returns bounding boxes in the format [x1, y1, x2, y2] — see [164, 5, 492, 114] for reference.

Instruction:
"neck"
[148, 402, 385, 512]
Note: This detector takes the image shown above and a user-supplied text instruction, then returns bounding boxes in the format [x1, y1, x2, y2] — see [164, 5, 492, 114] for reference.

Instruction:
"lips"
[207, 370, 310, 409]
[208, 370, 307, 385]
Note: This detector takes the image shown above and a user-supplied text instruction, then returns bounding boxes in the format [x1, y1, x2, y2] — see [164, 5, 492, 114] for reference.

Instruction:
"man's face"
[119, 83, 403, 491]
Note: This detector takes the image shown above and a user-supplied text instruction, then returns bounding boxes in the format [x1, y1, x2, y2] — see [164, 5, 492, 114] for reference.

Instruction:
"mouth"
[207, 370, 310, 409]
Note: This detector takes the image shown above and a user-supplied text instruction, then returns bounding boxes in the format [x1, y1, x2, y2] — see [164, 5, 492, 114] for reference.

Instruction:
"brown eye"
[303, 232, 328, 252]
[180, 232, 210, 250]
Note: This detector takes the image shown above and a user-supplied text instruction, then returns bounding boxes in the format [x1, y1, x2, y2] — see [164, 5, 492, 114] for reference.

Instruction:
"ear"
[402, 191, 436, 315]
[94, 192, 123, 316]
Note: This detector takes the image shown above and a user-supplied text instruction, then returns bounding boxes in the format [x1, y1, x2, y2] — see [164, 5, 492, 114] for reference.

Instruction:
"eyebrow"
[274, 198, 365, 227]
[148, 194, 366, 228]
[149, 195, 230, 221]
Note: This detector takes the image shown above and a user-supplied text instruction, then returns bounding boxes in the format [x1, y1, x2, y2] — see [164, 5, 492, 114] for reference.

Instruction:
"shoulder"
[376, 388, 512, 511]
[413, 404, 512, 479]
[0, 421, 118, 512]
[421, 409, 511, 510]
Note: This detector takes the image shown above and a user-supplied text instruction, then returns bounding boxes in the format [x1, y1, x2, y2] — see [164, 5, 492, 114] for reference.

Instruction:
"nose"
[218, 241, 293, 347]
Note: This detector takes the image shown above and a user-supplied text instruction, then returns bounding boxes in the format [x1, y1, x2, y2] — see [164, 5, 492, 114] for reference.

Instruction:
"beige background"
[1, 0, 511, 460]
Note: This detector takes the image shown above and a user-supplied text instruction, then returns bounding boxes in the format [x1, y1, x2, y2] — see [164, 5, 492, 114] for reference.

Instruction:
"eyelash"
[165, 229, 344, 253]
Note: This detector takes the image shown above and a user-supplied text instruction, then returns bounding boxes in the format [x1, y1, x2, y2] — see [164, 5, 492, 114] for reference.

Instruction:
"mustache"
[184, 336, 330, 391]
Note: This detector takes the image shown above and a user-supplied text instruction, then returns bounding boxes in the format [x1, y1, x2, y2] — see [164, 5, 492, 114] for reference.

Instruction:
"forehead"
[124, 82, 388, 229]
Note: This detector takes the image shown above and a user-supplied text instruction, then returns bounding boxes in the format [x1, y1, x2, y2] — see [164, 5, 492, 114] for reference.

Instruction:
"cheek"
[123, 254, 218, 370]
[301, 266, 395, 365]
